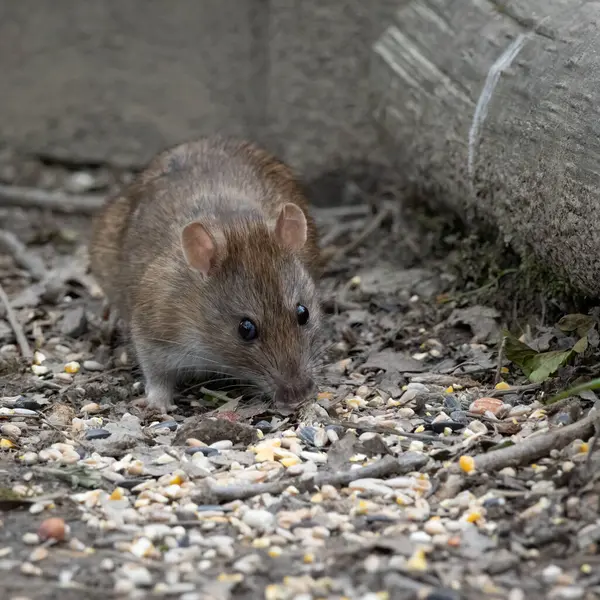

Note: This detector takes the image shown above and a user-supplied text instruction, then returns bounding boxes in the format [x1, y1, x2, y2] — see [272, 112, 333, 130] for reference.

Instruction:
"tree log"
[370, 0, 600, 297]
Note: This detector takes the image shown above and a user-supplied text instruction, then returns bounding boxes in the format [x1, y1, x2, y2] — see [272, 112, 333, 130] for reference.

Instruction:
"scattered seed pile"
[1, 162, 600, 600]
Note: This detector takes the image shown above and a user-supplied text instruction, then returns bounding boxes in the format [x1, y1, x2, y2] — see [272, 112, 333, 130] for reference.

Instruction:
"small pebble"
[149, 420, 178, 432]
[1, 423, 21, 438]
[255, 421, 272, 433]
[84, 428, 111, 440]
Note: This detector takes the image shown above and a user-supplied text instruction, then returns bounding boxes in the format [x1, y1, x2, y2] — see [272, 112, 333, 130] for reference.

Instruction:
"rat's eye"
[238, 318, 258, 341]
[296, 304, 309, 326]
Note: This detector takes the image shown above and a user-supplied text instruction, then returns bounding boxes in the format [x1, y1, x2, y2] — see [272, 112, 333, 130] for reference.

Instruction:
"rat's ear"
[181, 221, 221, 276]
[274, 203, 307, 251]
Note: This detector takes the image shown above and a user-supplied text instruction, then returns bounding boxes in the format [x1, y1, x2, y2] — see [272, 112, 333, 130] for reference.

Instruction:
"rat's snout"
[273, 377, 316, 412]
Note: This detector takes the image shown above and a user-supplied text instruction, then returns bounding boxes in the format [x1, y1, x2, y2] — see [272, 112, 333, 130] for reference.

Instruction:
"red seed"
[37, 517, 67, 542]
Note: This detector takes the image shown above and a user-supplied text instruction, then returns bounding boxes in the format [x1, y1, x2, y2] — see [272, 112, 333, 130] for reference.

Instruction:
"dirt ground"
[1, 154, 600, 600]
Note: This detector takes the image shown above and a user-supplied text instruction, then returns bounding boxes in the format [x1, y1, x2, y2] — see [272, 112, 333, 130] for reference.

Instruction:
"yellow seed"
[268, 546, 282, 558]
[465, 511, 481, 523]
[350, 275, 361, 286]
[0, 439, 15, 449]
[64, 361, 80, 374]
[217, 573, 243, 583]
[303, 552, 314, 564]
[495, 381, 510, 390]
[311, 493, 323, 503]
[501, 367, 509, 374]
[406, 548, 427, 572]
[109, 488, 124, 501]
[445, 386, 454, 394]
[376, 593, 390, 600]
[252, 537, 270, 549]
[279, 456, 300, 468]
[414, 425, 425, 434]
[459, 455, 475, 473]
[33, 351, 46, 365]
[169, 473, 184, 485]
[265, 585, 281, 600]
[256, 430, 264, 439]
[255, 449, 275, 462]
[581, 564, 592, 574]
[579, 443, 589, 454]
[317, 391, 333, 401]
[356, 500, 369, 515]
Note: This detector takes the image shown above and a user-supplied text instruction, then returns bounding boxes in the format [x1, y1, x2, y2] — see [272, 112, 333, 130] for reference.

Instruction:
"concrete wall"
[0, 0, 397, 201]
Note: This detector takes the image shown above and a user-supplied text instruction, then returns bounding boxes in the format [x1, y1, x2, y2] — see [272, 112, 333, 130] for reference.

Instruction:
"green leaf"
[503, 330, 575, 383]
[545, 377, 600, 405]
[526, 349, 574, 383]
[557, 314, 596, 337]
[573, 336, 588, 354]
[503, 330, 538, 375]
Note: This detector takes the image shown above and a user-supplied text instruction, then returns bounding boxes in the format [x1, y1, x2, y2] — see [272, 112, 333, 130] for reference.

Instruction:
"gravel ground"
[1, 157, 600, 600]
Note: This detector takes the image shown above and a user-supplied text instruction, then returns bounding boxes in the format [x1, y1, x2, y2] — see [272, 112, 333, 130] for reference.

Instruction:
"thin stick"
[194, 452, 427, 503]
[0, 282, 32, 360]
[0, 184, 105, 214]
[488, 383, 540, 397]
[327, 206, 392, 266]
[0, 230, 45, 280]
[473, 412, 599, 472]
[199, 386, 236, 404]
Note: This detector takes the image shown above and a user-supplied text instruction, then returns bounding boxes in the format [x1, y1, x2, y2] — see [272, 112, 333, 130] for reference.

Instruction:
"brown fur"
[89, 136, 322, 412]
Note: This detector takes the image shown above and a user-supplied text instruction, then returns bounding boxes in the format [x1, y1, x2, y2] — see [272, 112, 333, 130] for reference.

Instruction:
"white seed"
[22, 533, 40, 545]
[242, 509, 275, 532]
[120, 563, 153, 587]
[154, 453, 176, 465]
[31, 365, 49, 376]
[21, 562, 43, 576]
[210, 440, 233, 450]
[83, 360, 104, 372]
[29, 547, 49, 562]
[81, 403, 101, 414]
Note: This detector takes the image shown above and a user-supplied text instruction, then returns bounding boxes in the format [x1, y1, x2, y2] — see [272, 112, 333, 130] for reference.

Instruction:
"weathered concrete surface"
[371, 0, 600, 297]
[0, 1, 262, 168]
[0, 0, 396, 198]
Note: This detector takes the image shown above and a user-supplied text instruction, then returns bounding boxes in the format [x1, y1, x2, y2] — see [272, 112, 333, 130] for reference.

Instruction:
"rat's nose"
[273, 378, 316, 413]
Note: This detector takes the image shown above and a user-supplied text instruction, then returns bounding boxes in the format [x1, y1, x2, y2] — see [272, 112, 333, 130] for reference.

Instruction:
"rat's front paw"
[133, 386, 177, 414]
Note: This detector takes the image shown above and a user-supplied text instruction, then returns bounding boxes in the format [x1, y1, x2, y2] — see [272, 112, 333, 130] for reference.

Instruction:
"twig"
[326, 206, 392, 266]
[488, 383, 540, 397]
[194, 452, 427, 503]
[199, 386, 236, 404]
[494, 336, 506, 385]
[0, 230, 45, 280]
[0, 282, 32, 360]
[473, 411, 600, 472]
[0, 183, 105, 214]
[312, 204, 371, 222]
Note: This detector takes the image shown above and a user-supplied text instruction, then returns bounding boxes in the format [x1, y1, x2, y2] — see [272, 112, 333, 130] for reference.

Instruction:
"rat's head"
[178, 203, 321, 413]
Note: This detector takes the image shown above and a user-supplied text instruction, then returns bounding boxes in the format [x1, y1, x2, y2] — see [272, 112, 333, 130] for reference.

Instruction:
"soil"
[1, 154, 600, 600]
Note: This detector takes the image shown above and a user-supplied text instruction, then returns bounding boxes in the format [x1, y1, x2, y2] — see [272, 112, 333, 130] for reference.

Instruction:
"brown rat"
[89, 136, 322, 414]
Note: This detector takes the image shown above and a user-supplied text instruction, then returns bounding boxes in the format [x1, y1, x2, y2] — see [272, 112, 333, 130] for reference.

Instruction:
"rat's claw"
[133, 388, 177, 414]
